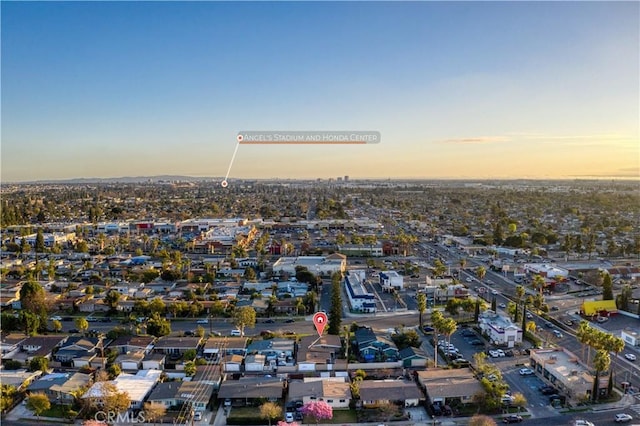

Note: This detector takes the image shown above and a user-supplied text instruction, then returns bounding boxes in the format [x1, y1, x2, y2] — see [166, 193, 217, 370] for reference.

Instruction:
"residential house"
[203, 336, 248, 361]
[354, 327, 399, 362]
[53, 336, 102, 366]
[20, 335, 68, 362]
[116, 351, 145, 371]
[288, 377, 351, 409]
[26, 372, 92, 405]
[217, 377, 285, 406]
[398, 346, 429, 368]
[153, 336, 202, 356]
[416, 368, 483, 406]
[142, 352, 166, 370]
[1, 333, 28, 358]
[108, 335, 155, 355]
[358, 380, 423, 408]
[82, 370, 162, 410]
[296, 335, 342, 371]
[146, 380, 214, 412]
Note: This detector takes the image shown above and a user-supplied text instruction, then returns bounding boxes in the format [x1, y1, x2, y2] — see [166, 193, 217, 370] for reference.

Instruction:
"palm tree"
[475, 266, 486, 281]
[592, 349, 611, 403]
[416, 293, 427, 328]
[606, 335, 625, 396]
[431, 311, 444, 368]
[532, 275, 545, 299]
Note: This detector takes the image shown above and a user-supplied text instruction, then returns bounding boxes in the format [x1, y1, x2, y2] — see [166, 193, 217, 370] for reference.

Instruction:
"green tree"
[146, 314, 171, 337]
[469, 414, 497, 426]
[602, 273, 613, 301]
[35, 228, 46, 254]
[26, 393, 50, 420]
[328, 272, 342, 334]
[184, 360, 196, 377]
[259, 401, 282, 426]
[21, 311, 40, 335]
[143, 402, 167, 426]
[107, 364, 121, 379]
[104, 290, 121, 311]
[75, 317, 89, 332]
[29, 356, 48, 372]
[101, 382, 131, 414]
[233, 306, 256, 337]
[19, 280, 48, 327]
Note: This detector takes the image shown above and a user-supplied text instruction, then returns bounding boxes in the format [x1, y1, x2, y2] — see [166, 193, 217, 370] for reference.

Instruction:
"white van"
[230, 329, 241, 336]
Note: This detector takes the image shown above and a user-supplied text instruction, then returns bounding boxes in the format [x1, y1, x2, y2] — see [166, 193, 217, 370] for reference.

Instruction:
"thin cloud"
[440, 136, 510, 144]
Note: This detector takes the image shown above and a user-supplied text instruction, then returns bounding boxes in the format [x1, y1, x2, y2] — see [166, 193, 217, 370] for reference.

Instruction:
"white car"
[466, 278, 472, 283]
[615, 413, 633, 423]
[526, 312, 533, 319]
[519, 368, 534, 376]
[574, 421, 594, 426]
[624, 353, 636, 361]
[50, 316, 62, 321]
[196, 319, 209, 324]
[285, 413, 295, 423]
[498, 303, 506, 309]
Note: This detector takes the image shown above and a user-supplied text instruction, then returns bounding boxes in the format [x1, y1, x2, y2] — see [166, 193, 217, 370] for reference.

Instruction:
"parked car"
[284, 319, 295, 323]
[263, 319, 275, 323]
[470, 339, 485, 346]
[193, 412, 202, 421]
[552, 330, 563, 338]
[285, 413, 294, 423]
[624, 353, 636, 361]
[519, 368, 534, 376]
[615, 413, 633, 423]
[423, 326, 435, 333]
[502, 414, 523, 423]
[539, 385, 556, 395]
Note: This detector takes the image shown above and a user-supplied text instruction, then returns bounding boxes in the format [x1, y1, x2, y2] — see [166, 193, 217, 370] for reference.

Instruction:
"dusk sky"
[2, 1, 638, 182]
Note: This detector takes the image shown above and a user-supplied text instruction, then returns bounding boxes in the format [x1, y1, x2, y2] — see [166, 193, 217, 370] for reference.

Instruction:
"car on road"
[498, 303, 506, 309]
[423, 326, 435, 333]
[624, 353, 636, 361]
[469, 339, 485, 346]
[573, 420, 594, 426]
[615, 413, 633, 423]
[230, 329, 241, 336]
[69, 328, 79, 333]
[263, 319, 275, 323]
[552, 330, 563, 338]
[196, 319, 209, 324]
[526, 312, 533, 319]
[492, 290, 499, 295]
[466, 278, 472, 282]
[502, 414, 523, 423]
[564, 319, 574, 326]
[50, 316, 62, 321]
[551, 306, 559, 311]
[519, 368, 534, 376]
[596, 316, 609, 323]
[284, 319, 295, 323]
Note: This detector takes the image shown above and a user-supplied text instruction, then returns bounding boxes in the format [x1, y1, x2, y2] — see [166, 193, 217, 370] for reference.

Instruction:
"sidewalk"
[590, 393, 636, 412]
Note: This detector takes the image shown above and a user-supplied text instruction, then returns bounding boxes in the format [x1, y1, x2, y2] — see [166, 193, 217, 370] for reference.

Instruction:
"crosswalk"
[629, 395, 640, 417]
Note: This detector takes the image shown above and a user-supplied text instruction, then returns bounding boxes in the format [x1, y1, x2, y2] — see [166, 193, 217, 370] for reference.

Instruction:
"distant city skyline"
[2, 1, 638, 182]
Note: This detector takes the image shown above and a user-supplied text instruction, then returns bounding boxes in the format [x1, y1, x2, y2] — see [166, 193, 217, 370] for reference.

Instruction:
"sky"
[1, 1, 639, 182]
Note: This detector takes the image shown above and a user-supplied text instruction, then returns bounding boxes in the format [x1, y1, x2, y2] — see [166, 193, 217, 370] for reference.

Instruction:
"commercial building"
[529, 348, 603, 403]
[478, 310, 522, 348]
[344, 272, 376, 313]
[272, 254, 346, 277]
[379, 271, 403, 292]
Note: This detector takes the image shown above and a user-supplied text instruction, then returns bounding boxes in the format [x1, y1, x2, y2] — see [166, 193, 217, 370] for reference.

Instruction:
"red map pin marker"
[312, 312, 328, 337]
